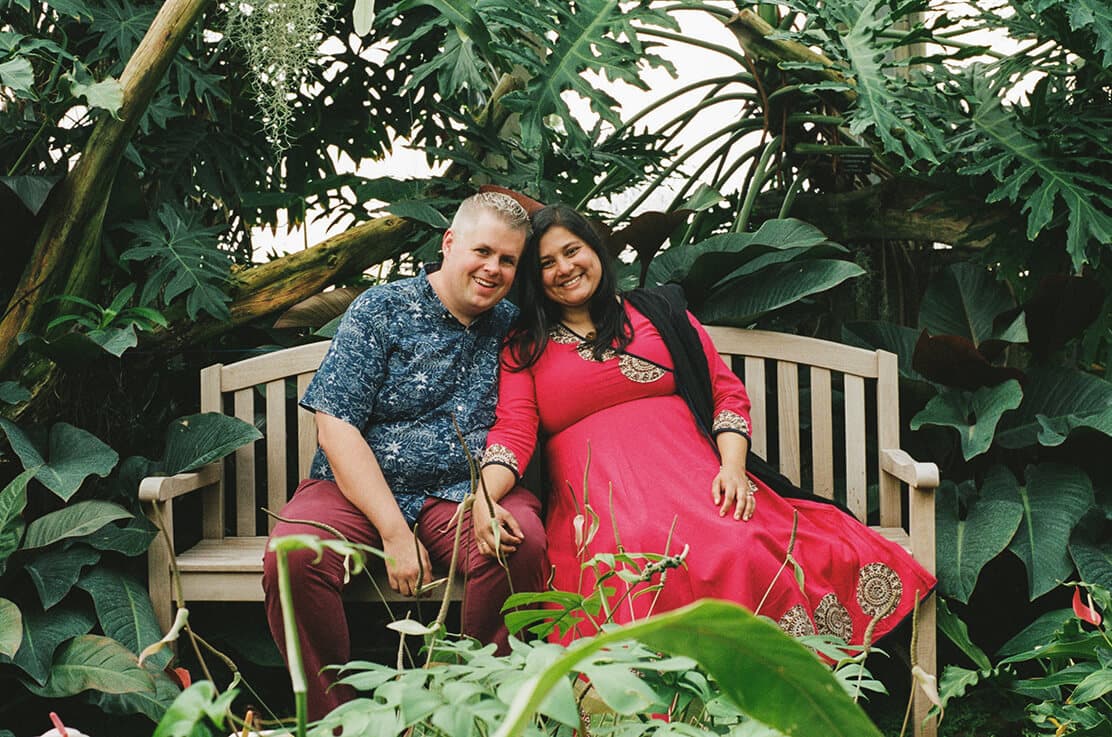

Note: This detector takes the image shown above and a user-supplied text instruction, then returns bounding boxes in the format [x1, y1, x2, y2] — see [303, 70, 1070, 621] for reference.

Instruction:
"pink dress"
[483, 302, 935, 644]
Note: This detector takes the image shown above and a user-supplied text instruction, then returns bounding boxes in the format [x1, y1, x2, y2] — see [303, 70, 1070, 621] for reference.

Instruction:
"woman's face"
[538, 225, 602, 311]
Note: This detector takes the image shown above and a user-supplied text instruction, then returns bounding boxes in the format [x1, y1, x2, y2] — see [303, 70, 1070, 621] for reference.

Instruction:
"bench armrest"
[138, 463, 222, 503]
[880, 448, 939, 489]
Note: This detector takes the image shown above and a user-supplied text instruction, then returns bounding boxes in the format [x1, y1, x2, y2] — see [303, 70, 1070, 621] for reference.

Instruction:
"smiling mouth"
[474, 276, 499, 289]
[558, 274, 583, 288]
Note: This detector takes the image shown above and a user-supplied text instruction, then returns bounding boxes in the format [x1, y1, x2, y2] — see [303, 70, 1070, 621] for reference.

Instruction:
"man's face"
[439, 210, 526, 322]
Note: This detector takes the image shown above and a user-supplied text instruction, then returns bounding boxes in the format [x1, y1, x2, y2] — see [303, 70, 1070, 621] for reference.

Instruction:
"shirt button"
[457, 405, 465, 412]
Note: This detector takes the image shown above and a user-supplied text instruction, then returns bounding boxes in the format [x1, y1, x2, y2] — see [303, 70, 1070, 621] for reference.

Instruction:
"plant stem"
[273, 543, 308, 737]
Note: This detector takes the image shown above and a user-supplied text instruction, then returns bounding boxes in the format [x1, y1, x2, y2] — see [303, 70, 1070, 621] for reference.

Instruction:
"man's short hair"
[451, 192, 531, 236]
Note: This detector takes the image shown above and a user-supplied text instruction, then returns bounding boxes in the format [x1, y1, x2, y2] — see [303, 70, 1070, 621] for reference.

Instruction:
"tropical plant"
[0, 406, 260, 730]
[936, 583, 1112, 735]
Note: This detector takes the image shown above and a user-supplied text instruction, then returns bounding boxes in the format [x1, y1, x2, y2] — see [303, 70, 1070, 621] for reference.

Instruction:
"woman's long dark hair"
[505, 204, 632, 370]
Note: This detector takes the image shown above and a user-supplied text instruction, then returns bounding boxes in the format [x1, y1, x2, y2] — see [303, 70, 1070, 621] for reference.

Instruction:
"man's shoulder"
[491, 299, 519, 332]
[346, 274, 423, 315]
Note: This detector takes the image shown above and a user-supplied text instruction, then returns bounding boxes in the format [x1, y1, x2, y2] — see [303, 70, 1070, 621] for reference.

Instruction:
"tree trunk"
[0, 0, 215, 375]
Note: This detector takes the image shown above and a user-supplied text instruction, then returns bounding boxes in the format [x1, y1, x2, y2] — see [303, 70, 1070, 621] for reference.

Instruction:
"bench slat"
[810, 366, 834, 499]
[266, 379, 287, 532]
[234, 389, 256, 536]
[776, 361, 801, 485]
[844, 374, 867, 520]
[744, 357, 767, 458]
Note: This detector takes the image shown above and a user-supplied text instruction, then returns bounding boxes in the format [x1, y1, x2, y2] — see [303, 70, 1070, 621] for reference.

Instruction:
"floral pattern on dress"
[481, 444, 520, 475]
[857, 562, 903, 619]
[778, 604, 815, 637]
[550, 324, 665, 383]
[815, 593, 853, 641]
[712, 409, 750, 436]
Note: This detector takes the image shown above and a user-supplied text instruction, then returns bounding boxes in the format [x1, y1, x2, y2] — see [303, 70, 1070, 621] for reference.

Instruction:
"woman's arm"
[475, 353, 541, 556]
[687, 312, 757, 521]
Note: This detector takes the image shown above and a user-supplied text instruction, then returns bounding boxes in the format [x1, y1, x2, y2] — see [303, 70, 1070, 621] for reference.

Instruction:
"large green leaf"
[0, 175, 61, 215]
[25, 634, 153, 698]
[0, 469, 33, 577]
[85, 517, 158, 557]
[697, 260, 866, 327]
[0, 56, 34, 94]
[1071, 668, 1112, 705]
[25, 544, 101, 609]
[995, 608, 1074, 659]
[917, 263, 1017, 346]
[92, 667, 182, 721]
[3, 607, 96, 685]
[983, 464, 1095, 599]
[493, 600, 882, 737]
[996, 367, 1112, 449]
[23, 500, 132, 549]
[0, 381, 31, 405]
[1070, 539, 1112, 590]
[1036, 406, 1112, 447]
[160, 412, 262, 475]
[910, 380, 1023, 460]
[646, 218, 831, 290]
[77, 567, 170, 669]
[0, 598, 22, 658]
[0, 419, 118, 501]
[936, 598, 991, 671]
[935, 473, 1023, 603]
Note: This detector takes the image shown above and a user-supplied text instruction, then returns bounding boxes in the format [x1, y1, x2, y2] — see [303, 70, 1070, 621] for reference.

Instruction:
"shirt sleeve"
[299, 291, 387, 430]
[687, 311, 753, 439]
[481, 348, 539, 480]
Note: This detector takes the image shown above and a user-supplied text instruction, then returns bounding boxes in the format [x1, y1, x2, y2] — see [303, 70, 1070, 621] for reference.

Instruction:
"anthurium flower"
[1072, 586, 1102, 627]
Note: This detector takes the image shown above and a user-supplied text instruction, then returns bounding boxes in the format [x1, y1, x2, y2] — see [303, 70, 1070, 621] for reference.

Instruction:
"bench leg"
[146, 500, 174, 635]
[912, 592, 938, 737]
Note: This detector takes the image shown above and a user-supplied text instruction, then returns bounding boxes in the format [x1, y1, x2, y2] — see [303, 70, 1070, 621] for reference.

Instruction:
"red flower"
[167, 666, 193, 689]
[1072, 587, 1102, 627]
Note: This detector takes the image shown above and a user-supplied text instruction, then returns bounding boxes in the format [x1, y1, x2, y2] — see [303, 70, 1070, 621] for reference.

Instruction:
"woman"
[476, 204, 934, 645]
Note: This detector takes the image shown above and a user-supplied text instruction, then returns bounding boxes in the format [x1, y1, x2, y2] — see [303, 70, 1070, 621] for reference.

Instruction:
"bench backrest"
[704, 327, 900, 527]
[202, 329, 901, 538]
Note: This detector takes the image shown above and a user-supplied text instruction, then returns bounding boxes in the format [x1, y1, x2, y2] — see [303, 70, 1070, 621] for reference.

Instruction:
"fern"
[120, 204, 232, 321]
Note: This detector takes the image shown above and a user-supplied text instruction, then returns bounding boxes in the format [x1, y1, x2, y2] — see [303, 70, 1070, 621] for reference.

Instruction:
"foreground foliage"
[1, 0, 1111, 731]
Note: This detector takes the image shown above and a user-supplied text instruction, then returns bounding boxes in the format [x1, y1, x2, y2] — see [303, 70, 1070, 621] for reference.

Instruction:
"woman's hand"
[473, 498, 524, 557]
[712, 467, 756, 521]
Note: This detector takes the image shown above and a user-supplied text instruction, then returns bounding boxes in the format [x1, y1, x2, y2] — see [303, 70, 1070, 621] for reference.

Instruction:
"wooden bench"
[142, 327, 937, 736]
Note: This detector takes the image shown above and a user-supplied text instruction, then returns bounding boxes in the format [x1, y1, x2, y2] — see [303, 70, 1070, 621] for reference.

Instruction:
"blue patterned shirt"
[300, 267, 517, 524]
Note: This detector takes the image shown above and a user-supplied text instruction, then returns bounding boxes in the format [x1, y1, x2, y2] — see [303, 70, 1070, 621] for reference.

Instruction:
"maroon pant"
[261, 479, 546, 719]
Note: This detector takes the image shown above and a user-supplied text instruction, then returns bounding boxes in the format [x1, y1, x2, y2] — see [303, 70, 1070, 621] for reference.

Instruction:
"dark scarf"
[624, 286, 847, 509]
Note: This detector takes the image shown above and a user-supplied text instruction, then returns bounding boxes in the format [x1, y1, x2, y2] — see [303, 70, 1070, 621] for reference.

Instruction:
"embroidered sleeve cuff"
[712, 409, 751, 438]
[481, 444, 520, 477]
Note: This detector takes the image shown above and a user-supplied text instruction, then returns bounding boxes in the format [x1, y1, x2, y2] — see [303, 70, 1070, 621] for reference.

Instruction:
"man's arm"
[316, 412, 432, 596]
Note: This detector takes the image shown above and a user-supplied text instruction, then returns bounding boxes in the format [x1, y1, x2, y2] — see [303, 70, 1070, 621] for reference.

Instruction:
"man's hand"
[473, 499, 525, 558]
[381, 529, 433, 596]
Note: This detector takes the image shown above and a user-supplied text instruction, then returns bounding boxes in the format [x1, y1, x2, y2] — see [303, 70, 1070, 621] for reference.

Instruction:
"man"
[262, 192, 546, 719]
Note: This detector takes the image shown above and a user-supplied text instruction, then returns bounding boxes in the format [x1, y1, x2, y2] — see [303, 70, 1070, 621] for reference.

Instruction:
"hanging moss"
[225, 0, 333, 151]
